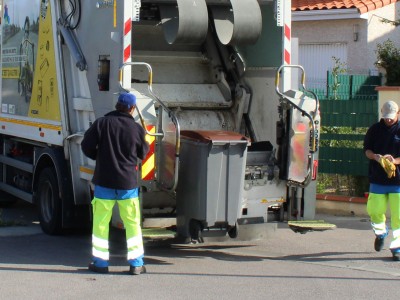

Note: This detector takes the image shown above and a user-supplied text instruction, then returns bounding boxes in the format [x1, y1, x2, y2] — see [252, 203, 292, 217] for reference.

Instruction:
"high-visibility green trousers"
[367, 192, 400, 250]
[91, 197, 144, 262]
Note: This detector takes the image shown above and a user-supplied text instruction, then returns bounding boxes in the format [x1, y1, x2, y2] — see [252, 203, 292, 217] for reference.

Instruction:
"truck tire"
[37, 167, 62, 235]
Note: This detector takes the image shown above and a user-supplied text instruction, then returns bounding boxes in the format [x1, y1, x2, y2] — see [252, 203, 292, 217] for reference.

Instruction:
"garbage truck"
[0, 0, 321, 239]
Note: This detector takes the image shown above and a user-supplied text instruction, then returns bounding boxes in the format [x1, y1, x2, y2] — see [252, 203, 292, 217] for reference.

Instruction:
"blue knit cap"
[118, 92, 136, 109]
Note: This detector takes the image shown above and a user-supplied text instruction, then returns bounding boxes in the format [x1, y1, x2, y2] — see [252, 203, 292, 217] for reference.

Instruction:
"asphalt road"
[0, 200, 399, 300]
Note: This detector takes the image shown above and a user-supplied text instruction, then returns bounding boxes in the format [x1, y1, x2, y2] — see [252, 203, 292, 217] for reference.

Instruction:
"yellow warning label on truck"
[28, 0, 61, 121]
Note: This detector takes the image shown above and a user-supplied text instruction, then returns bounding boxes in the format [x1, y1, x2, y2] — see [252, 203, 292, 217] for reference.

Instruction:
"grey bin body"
[176, 130, 248, 238]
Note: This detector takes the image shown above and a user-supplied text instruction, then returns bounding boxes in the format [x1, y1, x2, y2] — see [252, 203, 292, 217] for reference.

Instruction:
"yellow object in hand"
[379, 157, 396, 178]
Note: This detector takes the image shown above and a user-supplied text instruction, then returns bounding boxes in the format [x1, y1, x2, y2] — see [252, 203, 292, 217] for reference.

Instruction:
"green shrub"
[375, 39, 400, 86]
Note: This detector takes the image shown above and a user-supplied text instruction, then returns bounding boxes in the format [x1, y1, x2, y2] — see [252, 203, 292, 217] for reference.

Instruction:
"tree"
[375, 39, 400, 86]
[330, 56, 347, 100]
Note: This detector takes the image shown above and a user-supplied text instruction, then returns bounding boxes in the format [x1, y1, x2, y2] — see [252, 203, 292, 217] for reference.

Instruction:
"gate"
[314, 73, 381, 176]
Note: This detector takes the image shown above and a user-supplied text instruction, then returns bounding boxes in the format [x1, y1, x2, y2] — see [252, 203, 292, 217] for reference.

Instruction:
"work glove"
[379, 157, 396, 178]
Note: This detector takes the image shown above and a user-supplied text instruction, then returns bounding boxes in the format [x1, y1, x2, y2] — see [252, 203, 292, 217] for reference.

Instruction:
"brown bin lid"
[181, 130, 248, 143]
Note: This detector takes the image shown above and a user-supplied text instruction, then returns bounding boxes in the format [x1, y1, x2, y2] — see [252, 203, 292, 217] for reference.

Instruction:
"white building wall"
[299, 43, 347, 90]
[365, 3, 400, 73]
[292, 19, 367, 75]
[293, 3, 400, 89]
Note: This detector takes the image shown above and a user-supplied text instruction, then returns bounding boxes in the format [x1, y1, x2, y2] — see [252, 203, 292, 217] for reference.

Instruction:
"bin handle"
[211, 140, 249, 146]
[275, 64, 319, 116]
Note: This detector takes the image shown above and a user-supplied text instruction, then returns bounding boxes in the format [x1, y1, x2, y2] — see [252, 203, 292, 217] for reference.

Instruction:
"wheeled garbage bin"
[176, 130, 248, 241]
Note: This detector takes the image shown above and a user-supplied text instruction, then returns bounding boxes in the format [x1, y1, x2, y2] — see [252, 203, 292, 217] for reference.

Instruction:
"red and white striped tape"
[284, 23, 291, 65]
[123, 18, 131, 63]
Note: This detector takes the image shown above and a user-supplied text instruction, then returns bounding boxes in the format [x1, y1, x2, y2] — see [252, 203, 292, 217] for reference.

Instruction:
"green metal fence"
[318, 99, 378, 176]
[314, 73, 381, 176]
[326, 72, 382, 100]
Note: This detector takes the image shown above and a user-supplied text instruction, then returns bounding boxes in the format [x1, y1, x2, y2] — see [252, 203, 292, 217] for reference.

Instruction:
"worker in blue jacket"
[81, 92, 149, 274]
[364, 100, 400, 261]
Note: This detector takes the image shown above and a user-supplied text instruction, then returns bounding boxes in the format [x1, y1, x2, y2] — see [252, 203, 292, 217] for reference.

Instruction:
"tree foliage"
[330, 56, 347, 100]
[375, 39, 400, 86]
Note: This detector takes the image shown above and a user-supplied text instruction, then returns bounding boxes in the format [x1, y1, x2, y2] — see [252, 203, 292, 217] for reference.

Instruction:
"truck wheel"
[37, 167, 62, 235]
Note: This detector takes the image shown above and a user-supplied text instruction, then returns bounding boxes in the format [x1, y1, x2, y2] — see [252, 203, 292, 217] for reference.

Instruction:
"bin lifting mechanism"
[275, 65, 336, 233]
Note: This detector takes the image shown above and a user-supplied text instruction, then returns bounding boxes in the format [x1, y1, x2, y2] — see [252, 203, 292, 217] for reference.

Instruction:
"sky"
[3, 0, 41, 27]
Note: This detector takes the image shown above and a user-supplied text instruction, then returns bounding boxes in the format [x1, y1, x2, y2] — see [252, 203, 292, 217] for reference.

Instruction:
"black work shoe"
[393, 252, 400, 261]
[392, 249, 400, 261]
[129, 265, 147, 275]
[88, 262, 109, 274]
[374, 235, 385, 252]
[374, 228, 388, 252]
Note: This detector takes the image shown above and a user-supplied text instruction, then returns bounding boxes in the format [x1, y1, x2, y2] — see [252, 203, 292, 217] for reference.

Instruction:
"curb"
[316, 194, 367, 204]
[316, 193, 368, 217]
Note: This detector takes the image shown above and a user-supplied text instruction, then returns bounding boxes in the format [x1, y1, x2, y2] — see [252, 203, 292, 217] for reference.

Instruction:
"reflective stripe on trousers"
[92, 197, 144, 261]
[367, 192, 400, 249]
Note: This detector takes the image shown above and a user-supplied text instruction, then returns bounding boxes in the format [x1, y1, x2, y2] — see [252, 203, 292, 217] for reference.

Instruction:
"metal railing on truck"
[275, 64, 319, 188]
[119, 62, 181, 192]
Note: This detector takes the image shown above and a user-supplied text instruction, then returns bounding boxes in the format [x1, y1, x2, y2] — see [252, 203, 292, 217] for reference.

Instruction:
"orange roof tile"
[292, 0, 398, 14]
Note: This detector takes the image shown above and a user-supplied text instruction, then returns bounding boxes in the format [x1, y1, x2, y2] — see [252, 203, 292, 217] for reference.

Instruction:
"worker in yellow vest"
[364, 101, 400, 261]
[82, 92, 149, 274]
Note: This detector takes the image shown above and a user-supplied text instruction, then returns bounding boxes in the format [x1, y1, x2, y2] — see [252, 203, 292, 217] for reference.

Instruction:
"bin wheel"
[189, 219, 204, 243]
[228, 224, 238, 239]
